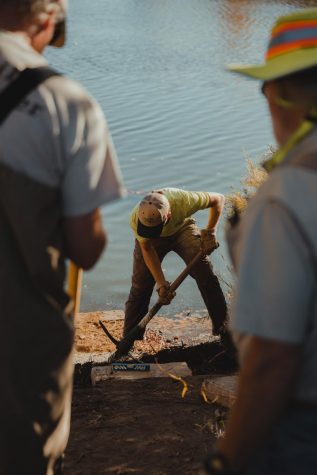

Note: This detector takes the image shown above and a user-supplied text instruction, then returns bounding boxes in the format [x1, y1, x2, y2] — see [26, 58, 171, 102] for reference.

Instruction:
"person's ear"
[49, 18, 66, 47]
[30, 12, 56, 53]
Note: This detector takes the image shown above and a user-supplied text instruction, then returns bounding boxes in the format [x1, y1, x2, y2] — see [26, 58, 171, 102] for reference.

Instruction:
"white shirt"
[0, 31, 125, 216]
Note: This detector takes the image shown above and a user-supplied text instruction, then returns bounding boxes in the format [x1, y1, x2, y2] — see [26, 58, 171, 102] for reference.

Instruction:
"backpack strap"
[0, 66, 60, 125]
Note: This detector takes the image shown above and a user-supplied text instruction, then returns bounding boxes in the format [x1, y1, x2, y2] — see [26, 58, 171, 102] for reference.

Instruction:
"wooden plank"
[203, 375, 238, 408]
[91, 362, 191, 385]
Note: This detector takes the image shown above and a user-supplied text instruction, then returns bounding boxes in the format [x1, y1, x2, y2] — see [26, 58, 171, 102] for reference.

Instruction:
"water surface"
[47, 0, 317, 313]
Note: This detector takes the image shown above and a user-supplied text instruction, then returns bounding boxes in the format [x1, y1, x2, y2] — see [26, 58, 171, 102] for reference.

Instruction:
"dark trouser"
[0, 255, 74, 475]
[0, 159, 74, 475]
[0, 330, 73, 475]
[246, 406, 317, 474]
[124, 219, 227, 336]
[0, 321, 73, 475]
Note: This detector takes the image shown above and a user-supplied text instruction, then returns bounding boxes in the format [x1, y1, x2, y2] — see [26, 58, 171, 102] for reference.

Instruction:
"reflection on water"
[46, 0, 317, 313]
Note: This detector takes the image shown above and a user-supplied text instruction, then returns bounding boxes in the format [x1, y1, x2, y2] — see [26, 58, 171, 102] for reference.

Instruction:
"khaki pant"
[124, 219, 227, 336]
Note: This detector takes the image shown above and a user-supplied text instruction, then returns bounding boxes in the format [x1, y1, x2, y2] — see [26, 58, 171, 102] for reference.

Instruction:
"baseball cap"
[227, 8, 317, 81]
[137, 192, 170, 238]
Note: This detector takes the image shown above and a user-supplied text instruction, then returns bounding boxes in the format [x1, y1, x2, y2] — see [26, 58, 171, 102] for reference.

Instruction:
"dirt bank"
[64, 311, 236, 475]
[65, 376, 228, 475]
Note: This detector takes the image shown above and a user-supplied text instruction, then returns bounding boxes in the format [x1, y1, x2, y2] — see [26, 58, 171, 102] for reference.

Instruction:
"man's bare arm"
[216, 336, 302, 470]
[63, 208, 106, 270]
[206, 193, 225, 231]
[139, 240, 166, 288]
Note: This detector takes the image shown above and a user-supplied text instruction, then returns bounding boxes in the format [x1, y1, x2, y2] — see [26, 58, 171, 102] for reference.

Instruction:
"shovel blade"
[99, 320, 120, 346]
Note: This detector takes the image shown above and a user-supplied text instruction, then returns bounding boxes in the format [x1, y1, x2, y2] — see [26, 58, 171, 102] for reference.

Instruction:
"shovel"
[100, 246, 217, 360]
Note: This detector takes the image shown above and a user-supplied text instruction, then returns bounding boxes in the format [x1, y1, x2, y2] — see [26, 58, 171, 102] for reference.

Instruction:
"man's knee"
[190, 257, 214, 281]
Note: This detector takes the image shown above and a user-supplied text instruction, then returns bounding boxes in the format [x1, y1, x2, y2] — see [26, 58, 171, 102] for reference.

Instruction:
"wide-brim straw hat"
[228, 8, 317, 80]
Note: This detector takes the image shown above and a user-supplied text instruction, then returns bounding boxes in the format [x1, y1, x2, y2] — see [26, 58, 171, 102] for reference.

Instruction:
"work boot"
[212, 323, 225, 337]
[219, 327, 238, 365]
[213, 322, 236, 351]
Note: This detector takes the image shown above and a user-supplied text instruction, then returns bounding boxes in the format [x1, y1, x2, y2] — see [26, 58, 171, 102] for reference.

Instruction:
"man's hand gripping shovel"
[100, 243, 219, 363]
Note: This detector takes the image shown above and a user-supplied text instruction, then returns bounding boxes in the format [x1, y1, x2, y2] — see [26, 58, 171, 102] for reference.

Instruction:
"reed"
[221, 148, 273, 298]
[225, 147, 273, 217]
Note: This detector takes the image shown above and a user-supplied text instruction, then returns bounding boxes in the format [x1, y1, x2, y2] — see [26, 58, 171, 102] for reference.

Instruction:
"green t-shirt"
[130, 188, 210, 242]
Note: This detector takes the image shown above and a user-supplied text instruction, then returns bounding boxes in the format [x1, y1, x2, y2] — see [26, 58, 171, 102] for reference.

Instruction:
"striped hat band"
[267, 19, 317, 60]
[227, 8, 317, 81]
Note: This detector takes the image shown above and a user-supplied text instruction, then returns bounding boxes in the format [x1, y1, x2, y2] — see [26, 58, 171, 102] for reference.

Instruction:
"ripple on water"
[47, 0, 311, 311]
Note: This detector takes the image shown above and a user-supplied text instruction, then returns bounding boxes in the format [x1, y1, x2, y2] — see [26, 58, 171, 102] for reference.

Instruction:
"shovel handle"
[68, 262, 83, 316]
[169, 250, 205, 292]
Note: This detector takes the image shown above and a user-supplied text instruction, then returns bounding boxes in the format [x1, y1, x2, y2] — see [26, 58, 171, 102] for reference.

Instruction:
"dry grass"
[195, 407, 228, 439]
[221, 148, 273, 297]
[226, 148, 273, 218]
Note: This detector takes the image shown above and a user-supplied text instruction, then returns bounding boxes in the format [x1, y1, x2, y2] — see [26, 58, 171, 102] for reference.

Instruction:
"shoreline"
[74, 310, 237, 386]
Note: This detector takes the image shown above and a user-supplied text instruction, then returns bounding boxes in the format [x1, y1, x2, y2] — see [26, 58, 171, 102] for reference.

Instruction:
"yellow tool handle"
[67, 261, 83, 316]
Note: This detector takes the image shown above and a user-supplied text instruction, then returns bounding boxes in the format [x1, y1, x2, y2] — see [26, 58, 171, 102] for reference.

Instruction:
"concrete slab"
[74, 351, 112, 366]
[202, 374, 238, 408]
[91, 362, 192, 385]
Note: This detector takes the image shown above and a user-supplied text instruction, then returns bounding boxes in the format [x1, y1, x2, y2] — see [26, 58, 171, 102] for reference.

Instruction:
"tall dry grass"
[220, 148, 273, 297]
[225, 148, 273, 218]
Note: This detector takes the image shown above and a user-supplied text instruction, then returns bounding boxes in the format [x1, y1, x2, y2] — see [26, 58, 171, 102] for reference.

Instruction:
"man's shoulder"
[163, 188, 206, 197]
[42, 74, 98, 110]
[163, 187, 189, 200]
[0, 32, 94, 108]
[249, 165, 317, 209]
[239, 166, 317, 251]
[33, 73, 106, 139]
[167, 188, 209, 210]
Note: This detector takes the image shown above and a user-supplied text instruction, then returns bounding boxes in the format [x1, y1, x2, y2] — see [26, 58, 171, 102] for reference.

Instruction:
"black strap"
[0, 66, 60, 125]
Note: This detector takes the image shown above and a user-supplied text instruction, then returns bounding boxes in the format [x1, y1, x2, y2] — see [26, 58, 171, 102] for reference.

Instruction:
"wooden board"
[202, 375, 238, 408]
[91, 362, 191, 385]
